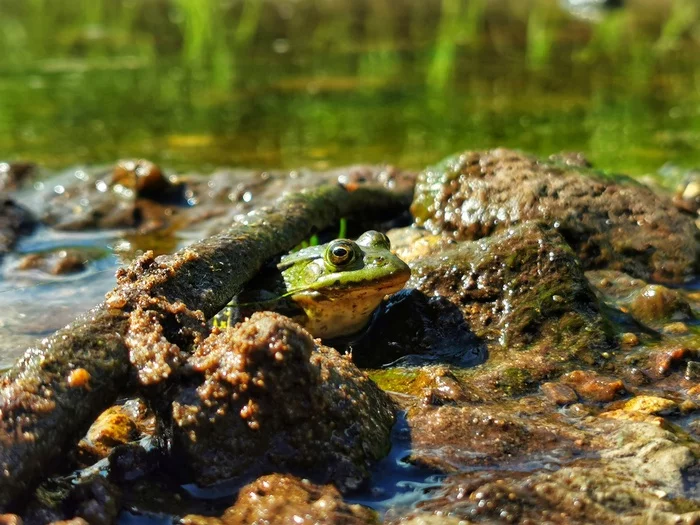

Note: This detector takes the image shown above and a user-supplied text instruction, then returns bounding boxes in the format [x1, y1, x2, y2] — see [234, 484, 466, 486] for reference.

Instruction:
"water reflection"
[0, 0, 698, 176]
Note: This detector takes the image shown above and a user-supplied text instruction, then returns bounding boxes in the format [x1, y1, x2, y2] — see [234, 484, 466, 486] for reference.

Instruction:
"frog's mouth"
[294, 266, 411, 300]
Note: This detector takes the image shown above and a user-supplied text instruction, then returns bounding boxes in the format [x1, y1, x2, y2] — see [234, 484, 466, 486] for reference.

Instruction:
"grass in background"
[0, 0, 698, 181]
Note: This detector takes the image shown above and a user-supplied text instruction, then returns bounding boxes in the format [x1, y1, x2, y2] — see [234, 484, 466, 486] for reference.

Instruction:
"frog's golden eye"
[325, 240, 356, 267]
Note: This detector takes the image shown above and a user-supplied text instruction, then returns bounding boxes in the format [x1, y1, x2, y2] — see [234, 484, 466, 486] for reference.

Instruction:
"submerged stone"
[411, 148, 699, 284]
[170, 312, 395, 492]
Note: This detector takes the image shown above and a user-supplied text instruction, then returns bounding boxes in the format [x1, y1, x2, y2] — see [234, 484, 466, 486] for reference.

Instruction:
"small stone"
[648, 347, 691, 378]
[689, 384, 700, 399]
[620, 332, 639, 347]
[685, 361, 700, 381]
[628, 285, 694, 326]
[622, 395, 677, 415]
[679, 400, 697, 414]
[540, 382, 578, 405]
[682, 180, 700, 200]
[664, 322, 689, 335]
[600, 410, 669, 428]
[561, 370, 625, 403]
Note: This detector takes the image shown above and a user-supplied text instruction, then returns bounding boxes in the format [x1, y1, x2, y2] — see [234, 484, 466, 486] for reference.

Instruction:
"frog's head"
[278, 230, 411, 338]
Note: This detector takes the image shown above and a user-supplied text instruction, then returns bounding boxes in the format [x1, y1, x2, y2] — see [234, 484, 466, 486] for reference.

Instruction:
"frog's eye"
[325, 240, 357, 267]
[356, 230, 391, 249]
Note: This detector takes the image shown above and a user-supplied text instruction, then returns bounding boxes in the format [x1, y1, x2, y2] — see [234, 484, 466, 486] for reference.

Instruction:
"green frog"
[213, 230, 411, 339]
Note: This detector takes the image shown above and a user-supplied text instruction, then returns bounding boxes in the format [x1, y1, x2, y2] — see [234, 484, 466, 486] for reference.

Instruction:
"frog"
[213, 230, 411, 339]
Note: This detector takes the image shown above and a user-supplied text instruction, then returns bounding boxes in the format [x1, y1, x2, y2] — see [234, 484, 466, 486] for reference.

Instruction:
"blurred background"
[0, 0, 699, 180]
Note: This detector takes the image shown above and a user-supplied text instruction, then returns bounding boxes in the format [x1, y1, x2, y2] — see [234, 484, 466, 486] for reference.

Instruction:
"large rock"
[170, 312, 395, 492]
[354, 223, 614, 393]
[410, 149, 699, 284]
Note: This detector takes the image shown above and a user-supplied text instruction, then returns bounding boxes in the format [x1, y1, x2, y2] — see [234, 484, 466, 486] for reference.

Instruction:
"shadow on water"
[346, 411, 444, 515]
[351, 289, 488, 369]
[116, 413, 444, 523]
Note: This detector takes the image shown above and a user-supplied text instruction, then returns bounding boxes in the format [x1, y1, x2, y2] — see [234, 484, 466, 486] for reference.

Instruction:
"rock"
[0, 198, 35, 254]
[405, 399, 590, 473]
[647, 346, 694, 379]
[353, 223, 614, 392]
[179, 474, 378, 524]
[587, 269, 695, 330]
[170, 312, 395, 492]
[0, 162, 35, 192]
[659, 163, 700, 214]
[620, 332, 639, 346]
[411, 149, 698, 283]
[628, 285, 694, 327]
[22, 476, 120, 525]
[621, 395, 677, 415]
[16, 250, 87, 276]
[560, 370, 626, 403]
[541, 382, 579, 405]
[40, 159, 181, 231]
[686, 361, 700, 381]
[664, 321, 690, 335]
[395, 417, 699, 524]
[76, 398, 155, 465]
[111, 159, 170, 197]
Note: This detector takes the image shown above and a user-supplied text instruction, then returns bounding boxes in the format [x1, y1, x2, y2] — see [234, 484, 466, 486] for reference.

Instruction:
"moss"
[368, 368, 423, 396]
[496, 367, 534, 396]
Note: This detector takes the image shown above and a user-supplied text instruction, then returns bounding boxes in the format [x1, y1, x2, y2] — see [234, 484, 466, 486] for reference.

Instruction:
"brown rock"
[170, 312, 395, 492]
[541, 382, 579, 405]
[411, 149, 698, 283]
[180, 474, 377, 524]
[561, 370, 625, 403]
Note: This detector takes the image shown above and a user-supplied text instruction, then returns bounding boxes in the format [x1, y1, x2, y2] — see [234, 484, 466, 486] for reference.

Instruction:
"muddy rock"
[396, 416, 699, 524]
[0, 198, 35, 254]
[405, 397, 591, 473]
[354, 223, 613, 391]
[588, 270, 695, 330]
[170, 312, 395, 492]
[40, 159, 181, 231]
[411, 149, 699, 283]
[0, 162, 35, 192]
[180, 474, 378, 524]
